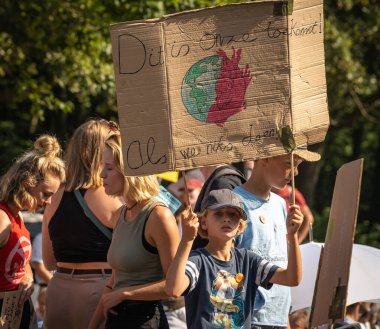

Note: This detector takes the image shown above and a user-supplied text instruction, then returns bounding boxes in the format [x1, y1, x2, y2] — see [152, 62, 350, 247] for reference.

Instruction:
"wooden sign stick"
[181, 170, 191, 209]
[290, 151, 296, 206]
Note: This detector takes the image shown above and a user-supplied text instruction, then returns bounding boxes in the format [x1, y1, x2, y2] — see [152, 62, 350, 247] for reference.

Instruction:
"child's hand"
[286, 204, 304, 237]
[180, 206, 199, 242]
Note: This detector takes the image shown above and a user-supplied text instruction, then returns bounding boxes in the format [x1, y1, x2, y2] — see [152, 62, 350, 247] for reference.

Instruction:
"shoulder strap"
[73, 190, 112, 240]
[145, 201, 167, 222]
[141, 201, 167, 254]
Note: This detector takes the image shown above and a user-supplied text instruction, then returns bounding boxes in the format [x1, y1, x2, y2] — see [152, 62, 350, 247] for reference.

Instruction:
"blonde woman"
[88, 132, 180, 329]
[0, 135, 65, 329]
[42, 119, 124, 329]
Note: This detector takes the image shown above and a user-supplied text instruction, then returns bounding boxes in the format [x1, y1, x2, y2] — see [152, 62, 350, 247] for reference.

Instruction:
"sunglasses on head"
[99, 119, 119, 132]
[107, 120, 119, 132]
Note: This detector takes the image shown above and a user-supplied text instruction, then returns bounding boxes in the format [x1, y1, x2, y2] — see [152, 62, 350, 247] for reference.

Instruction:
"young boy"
[165, 189, 303, 329]
[234, 150, 320, 328]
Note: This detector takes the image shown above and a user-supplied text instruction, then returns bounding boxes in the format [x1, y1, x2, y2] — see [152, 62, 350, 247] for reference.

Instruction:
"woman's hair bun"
[33, 134, 61, 158]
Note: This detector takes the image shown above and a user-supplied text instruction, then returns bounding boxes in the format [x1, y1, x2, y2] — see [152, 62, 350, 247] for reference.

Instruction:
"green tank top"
[108, 201, 165, 290]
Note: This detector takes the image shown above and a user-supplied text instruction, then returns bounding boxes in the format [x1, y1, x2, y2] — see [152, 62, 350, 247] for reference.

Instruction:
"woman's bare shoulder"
[85, 187, 124, 227]
[148, 204, 177, 230]
[0, 210, 11, 247]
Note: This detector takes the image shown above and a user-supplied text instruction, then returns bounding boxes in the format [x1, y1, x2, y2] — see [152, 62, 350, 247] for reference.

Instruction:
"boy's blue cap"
[202, 189, 247, 221]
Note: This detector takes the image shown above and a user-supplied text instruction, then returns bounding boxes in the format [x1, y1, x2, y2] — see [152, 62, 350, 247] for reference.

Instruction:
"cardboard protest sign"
[110, 0, 329, 176]
[0, 291, 23, 329]
[310, 159, 364, 327]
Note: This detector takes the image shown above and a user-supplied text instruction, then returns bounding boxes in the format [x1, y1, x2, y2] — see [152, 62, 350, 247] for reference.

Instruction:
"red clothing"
[0, 203, 32, 291]
[274, 185, 307, 211]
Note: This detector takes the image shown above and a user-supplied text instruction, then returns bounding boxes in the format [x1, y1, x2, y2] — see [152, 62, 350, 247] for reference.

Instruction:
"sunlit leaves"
[278, 125, 296, 154]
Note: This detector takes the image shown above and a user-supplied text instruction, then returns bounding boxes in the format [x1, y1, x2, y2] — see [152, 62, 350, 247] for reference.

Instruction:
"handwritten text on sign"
[111, 1, 328, 174]
[123, 124, 277, 170]
[118, 15, 322, 76]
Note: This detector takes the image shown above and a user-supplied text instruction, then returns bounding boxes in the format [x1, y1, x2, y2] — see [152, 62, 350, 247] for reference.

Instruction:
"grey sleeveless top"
[108, 201, 165, 290]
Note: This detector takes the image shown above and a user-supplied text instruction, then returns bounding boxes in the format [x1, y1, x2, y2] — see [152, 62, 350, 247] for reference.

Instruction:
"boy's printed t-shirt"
[234, 186, 290, 327]
[184, 247, 278, 329]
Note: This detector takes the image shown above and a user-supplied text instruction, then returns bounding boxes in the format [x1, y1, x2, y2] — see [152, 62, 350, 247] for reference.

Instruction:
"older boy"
[234, 149, 320, 329]
[165, 189, 303, 329]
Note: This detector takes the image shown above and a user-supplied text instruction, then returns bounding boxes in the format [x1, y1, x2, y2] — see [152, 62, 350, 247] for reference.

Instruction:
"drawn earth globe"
[181, 55, 221, 123]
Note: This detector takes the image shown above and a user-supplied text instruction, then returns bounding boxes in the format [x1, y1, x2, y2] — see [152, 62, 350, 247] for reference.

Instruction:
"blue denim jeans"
[105, 300, 169, 329]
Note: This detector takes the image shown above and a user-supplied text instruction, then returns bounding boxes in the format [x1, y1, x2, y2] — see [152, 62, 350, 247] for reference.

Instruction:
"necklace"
[126, 202, 138, 211]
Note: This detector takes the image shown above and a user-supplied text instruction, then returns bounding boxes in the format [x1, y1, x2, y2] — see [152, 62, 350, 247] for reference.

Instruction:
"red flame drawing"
[206, 47, 251, 126]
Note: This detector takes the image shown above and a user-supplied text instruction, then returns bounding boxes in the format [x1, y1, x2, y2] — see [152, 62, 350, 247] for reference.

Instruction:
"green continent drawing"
[182, 48, 251, 126]
[182, 55, 221, 122]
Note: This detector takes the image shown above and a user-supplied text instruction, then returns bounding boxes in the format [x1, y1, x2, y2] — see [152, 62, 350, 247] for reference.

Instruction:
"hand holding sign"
[180, 206, 199, 242]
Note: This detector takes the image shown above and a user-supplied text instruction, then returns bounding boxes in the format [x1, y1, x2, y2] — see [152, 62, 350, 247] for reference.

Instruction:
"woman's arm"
[106, 206, 181, 302]
[100, 279, 167, 318]
[18, 263, 34, 304]
[87, 274, 115, 329]
[42, 187, 64, 270]
[147, 206, 181, 275]
[270, 205, 303, 286]
[84, 187, 124, 229]
[0, 211, 11, 248]
[31, 262, 52, 283]
[1, 211, 34, 304]
[96, 205, 181, 317]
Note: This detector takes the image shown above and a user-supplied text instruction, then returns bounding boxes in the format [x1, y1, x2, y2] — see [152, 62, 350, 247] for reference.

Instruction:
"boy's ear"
[236, 220, 247, 236]
[200, 215, 207, 230]
[197, 214, 208, 239]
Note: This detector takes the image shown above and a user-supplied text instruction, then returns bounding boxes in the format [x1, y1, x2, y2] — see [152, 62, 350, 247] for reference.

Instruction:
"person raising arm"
[165, 189, 302, 329]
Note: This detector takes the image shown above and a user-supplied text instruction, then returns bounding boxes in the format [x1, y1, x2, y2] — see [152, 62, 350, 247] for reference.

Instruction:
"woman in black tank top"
[87, 132, 180, 329]
[42, 119, 124, 329]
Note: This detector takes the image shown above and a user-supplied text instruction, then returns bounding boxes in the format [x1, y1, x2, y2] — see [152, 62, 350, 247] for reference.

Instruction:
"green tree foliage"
[310, 0, 380, 247]
[0, 0, 378, 246]
[0, 0, 224, 165]
[0, 0, 118, 162]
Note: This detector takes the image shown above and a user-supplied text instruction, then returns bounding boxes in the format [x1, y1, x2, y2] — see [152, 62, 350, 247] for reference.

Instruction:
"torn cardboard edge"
[309, 159, 364, 327]
[111, 0, 328, 176]
[110, 1, 294, 31]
